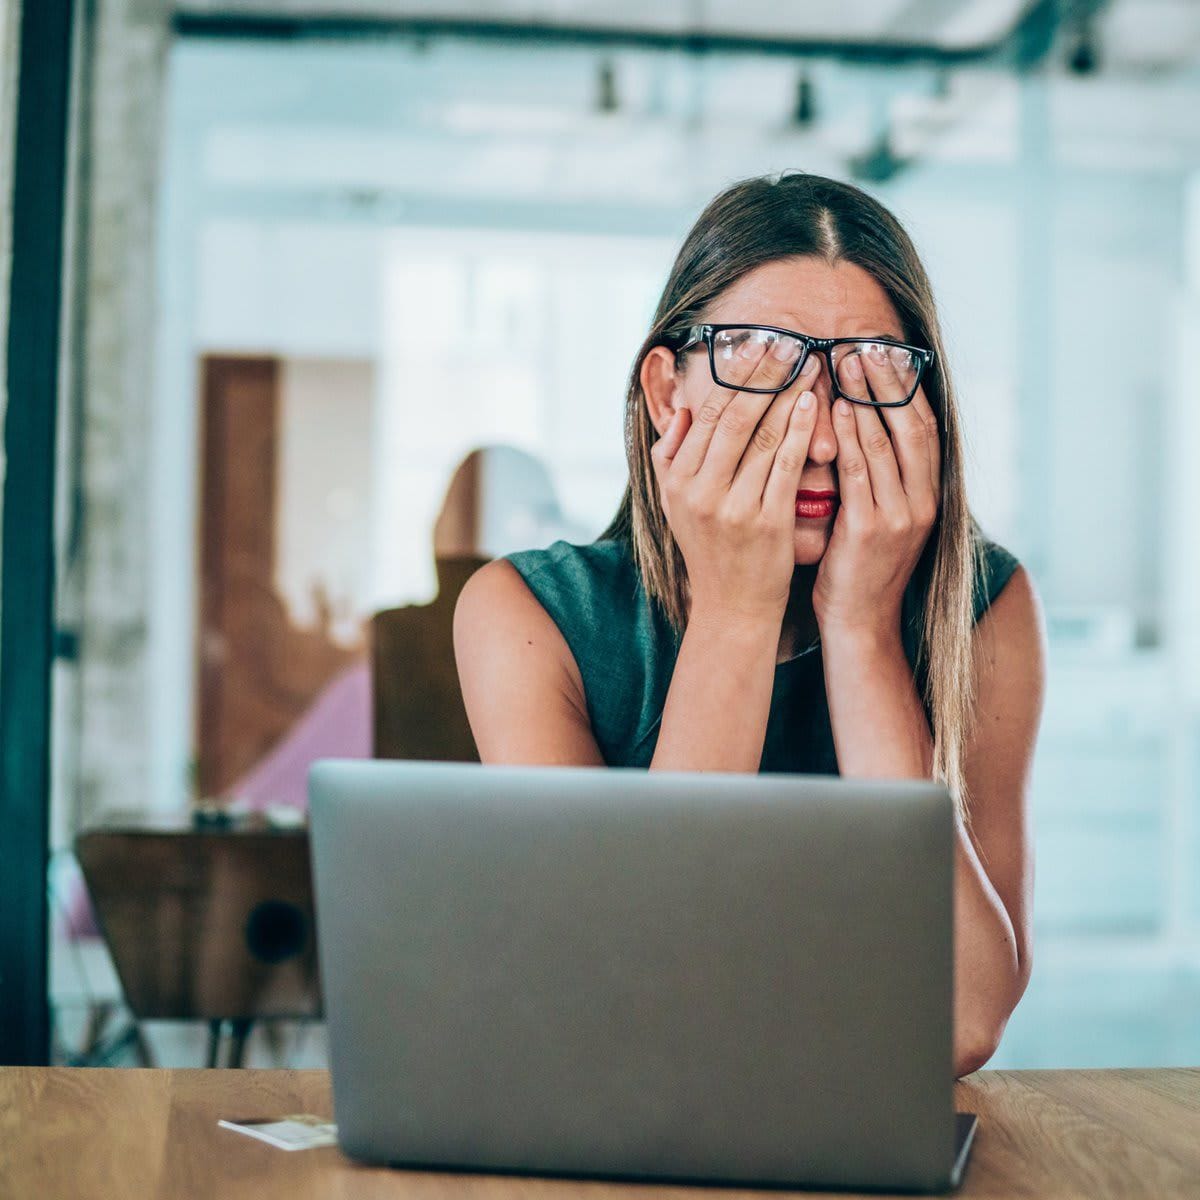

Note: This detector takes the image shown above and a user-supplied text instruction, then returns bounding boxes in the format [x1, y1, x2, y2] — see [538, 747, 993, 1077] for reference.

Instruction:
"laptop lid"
[309, 759, 960, 1192]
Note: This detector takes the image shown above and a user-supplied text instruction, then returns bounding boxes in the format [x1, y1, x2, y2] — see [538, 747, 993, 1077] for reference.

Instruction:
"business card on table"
[218, 1114, 338, 1151]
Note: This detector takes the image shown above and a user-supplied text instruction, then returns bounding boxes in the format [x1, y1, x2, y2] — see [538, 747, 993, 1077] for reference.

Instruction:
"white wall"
[277, 358, 375, 640]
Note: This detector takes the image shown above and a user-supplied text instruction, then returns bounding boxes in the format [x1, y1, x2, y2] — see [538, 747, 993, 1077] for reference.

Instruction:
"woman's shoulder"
[499, 536, 670, 764]
[453, 540, 645, 766]
[504, 535, 636, 579]
[898, 526, 1026, 695]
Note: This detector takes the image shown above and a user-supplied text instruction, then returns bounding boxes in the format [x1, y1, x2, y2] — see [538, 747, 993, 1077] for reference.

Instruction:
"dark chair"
[75, 812, 320, 1067]
[371, 554, 487, 762]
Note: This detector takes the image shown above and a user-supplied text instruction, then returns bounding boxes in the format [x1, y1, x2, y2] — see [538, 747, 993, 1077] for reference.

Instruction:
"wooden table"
[1, 1068, 1198, 1198]
[76, 811, 321, 1067]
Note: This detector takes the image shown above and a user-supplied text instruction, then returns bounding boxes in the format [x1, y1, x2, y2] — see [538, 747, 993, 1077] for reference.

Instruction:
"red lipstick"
[795, 489, 837, 520]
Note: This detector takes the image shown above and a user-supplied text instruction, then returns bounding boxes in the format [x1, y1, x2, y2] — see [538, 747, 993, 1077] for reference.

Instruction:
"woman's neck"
[779, 564, 820, 662]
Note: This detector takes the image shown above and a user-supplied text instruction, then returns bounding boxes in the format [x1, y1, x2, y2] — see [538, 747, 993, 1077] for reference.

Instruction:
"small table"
[2, 1067, 1198, 1198]
[75, 811, 321, 1067]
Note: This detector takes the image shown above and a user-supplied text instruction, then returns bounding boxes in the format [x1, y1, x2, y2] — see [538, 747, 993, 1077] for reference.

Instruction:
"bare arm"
[821, 566, 1045, 1078]
[454, 558, 605, 766]
[955, 566, 1043, 1066]
[648, 607, 780, 773]
[454, 559, 782, 772]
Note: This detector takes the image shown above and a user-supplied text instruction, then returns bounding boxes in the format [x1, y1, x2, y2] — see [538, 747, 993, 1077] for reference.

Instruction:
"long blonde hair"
[601, 170, 992, 824]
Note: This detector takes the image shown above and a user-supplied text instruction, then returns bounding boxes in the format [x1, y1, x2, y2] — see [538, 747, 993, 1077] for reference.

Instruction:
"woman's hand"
[652, 343, 822, 628]
[812, 346, 942, 638]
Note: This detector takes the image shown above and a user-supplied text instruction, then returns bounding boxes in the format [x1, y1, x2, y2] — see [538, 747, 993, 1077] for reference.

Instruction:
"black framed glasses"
[674, 323, 935, 408]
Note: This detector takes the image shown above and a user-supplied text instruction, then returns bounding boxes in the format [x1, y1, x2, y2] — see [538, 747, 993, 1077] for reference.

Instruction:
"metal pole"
[0, 0, 75, 1065]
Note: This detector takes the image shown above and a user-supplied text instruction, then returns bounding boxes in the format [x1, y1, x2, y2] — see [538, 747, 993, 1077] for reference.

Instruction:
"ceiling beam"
[171, 3, 1065, 68]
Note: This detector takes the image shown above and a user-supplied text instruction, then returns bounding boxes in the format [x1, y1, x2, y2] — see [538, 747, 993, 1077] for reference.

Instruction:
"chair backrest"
[370, 555, 488, 763]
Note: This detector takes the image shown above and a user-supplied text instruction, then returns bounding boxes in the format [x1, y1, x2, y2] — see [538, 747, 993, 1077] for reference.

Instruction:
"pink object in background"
[229, 659, 372, 812]
[57, 854, 102, 941]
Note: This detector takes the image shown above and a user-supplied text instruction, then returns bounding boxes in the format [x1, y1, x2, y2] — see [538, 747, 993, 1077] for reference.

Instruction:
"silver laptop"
[309, 759, 977, 1192]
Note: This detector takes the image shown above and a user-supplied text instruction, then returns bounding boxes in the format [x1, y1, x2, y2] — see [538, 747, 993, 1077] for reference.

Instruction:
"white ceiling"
[168, 0, 1200, 207]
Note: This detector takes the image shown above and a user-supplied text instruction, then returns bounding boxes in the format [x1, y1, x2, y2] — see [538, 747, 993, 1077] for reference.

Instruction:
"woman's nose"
[794, 353, 838, 464]
[804, 392, 839, 465]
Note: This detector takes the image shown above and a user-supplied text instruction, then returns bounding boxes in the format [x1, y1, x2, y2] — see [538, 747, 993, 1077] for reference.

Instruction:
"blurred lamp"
[597, 59, 619, 113]
[1067, 21, 1100, 75]
[792, 71, 816, 128]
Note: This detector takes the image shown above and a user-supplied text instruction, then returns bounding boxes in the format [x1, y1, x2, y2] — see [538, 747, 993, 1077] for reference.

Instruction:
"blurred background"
[3, 0, 1200, 1070]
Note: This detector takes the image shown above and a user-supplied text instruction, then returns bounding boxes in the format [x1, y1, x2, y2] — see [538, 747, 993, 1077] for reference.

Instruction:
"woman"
[454, 170, 1045, 1078]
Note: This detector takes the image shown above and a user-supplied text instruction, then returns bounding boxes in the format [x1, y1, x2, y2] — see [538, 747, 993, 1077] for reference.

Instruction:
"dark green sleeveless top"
[503, 534, 1019, 774]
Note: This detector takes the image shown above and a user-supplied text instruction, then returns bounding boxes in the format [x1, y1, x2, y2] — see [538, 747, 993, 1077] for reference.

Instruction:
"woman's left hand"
[812, 346, 942, 639]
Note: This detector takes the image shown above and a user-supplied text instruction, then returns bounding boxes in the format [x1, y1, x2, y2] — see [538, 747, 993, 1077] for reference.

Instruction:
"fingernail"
[837, 399, 852, 416]
[845, 356, 863, 380]
[798, 391, 814, 410]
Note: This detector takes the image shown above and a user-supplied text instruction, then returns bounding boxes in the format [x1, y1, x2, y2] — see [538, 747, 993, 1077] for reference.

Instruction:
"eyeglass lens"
[709, 327, 922, 404]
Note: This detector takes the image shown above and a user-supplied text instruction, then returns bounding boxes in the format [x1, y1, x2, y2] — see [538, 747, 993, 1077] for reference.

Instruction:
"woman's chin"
[792, 523, 830, 565]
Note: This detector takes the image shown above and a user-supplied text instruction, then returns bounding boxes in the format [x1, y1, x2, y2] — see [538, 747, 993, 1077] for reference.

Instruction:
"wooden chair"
[371, 554, 488, 762]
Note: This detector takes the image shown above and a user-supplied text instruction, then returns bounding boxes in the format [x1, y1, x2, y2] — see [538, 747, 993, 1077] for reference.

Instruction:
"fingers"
[855, 348, 939, 515]
[848, 342, 917, 406]
[729, 354, 821, 505]
[650, 407, 691, 519]
[852, 399, 907, 513]
[878, 382, 941, 519]
[832, 397, 875, 516]
[840, 353, 904, 512]
[669, 338, 779, 479]
[761, 388, 820, 517]
[692, 337, 798, 486]
[650, 406, 691, 472]
[906, 383, 943, 508]
[666, 376, 735, 478]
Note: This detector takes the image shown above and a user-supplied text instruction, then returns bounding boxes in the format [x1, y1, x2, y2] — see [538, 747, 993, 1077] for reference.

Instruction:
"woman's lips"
[795, 489, 837, 519]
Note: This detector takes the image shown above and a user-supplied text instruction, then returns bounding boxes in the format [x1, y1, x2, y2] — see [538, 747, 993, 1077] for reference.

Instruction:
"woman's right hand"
[650, 342, 821, 629]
